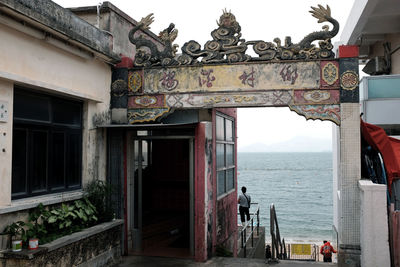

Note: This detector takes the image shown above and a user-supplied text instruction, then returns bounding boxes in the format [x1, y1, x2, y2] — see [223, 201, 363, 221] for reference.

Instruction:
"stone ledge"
[0, 0, 120, 61]
[0, 220, 123, 260]
[0, 190, 84, 215]
[43, 219, 123, 252]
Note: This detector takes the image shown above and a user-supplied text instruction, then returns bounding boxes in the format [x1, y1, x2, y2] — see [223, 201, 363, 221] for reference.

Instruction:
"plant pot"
[29, 238, 39, 250]
[11, 240, 22, 252]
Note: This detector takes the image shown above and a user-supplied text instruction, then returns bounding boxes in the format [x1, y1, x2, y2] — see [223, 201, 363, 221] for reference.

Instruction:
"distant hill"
[238, 136, 332, 152]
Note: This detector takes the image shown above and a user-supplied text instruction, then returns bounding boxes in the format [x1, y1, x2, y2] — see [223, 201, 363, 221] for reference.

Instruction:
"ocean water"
[237, 152, 333, 242]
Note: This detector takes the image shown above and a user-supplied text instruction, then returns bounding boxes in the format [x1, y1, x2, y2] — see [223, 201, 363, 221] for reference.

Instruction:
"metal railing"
[237, 203, 260, 258]
[270, 204, 287, 261]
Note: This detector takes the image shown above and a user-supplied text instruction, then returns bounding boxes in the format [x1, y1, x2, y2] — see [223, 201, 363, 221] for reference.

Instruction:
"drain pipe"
[96, 2, 103, 28]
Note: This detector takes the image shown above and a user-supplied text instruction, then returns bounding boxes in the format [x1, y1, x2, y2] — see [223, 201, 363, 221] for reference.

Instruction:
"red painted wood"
[212, 109, 217, 255]
[392, 211, 400, 267]
[213, 108, 238, 255]
[320, 61, 340, 88]
[195, 123, 207, 262]
[339, 45, 359, 58]
[123, 131, 128, 255]
[115, 56, 134, 68]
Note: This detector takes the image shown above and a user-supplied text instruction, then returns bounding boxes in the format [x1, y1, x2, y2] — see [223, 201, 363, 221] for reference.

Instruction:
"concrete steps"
[119, 256, 337, 266]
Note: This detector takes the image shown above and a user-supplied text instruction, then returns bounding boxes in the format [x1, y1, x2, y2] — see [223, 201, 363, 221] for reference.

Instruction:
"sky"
[54, 0, 356, 149]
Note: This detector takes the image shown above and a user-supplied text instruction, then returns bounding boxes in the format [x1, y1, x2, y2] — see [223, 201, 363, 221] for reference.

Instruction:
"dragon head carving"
[217, 9, 240, 33]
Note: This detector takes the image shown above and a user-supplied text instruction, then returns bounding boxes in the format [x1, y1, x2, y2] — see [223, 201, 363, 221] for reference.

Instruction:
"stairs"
[237, 226, 265, 258]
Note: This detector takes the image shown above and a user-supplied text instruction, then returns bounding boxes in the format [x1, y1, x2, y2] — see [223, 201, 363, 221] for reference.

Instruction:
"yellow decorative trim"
[322, 62, 338, 85]
[134, 96, 158, 107]
[128, 72, 142, 92]
[303, 90, 331, 103]
[340, 70, 359, 91]
[128, 108, 170, 124]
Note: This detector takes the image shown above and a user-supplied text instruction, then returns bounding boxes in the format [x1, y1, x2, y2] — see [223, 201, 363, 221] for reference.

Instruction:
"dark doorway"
[139, 138, 192, 257]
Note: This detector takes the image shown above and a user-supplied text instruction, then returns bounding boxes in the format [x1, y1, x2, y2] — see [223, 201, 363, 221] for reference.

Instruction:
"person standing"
[320, 240, 337, 262]
[238, 186, 251, 227]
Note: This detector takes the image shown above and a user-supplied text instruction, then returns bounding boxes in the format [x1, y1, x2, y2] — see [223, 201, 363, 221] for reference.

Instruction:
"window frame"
[12, 88, 83, 200]
[216, 112, 236, 197]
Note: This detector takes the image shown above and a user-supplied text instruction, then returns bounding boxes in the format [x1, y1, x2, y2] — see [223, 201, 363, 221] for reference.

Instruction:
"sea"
[237, 152, 333, 243]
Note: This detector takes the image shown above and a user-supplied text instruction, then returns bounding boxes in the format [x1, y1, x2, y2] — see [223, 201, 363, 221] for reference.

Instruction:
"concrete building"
[0, 1, 374, 266]
[339, 0, 400, 266]
[0, 0, 118, 229]
[0, 0, 238, 262]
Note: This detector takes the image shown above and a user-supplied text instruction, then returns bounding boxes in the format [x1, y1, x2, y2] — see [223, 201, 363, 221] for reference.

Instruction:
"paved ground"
[118, 256, 337, 267]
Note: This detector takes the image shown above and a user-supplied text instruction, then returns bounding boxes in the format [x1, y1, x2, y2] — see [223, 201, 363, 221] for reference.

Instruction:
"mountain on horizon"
[238, 136, 332, 152]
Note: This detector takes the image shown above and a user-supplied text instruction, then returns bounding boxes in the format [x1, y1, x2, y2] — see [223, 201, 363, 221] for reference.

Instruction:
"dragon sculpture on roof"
[129, 4, 339, 67]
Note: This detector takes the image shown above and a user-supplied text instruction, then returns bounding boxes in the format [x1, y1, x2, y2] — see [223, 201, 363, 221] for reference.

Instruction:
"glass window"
[216, 144, 225, 168]
[53, 99, 81, 125]
[67, 132, 81, 187]
[226, 144, 234, 166]
[227, 169, 234, 191]
[216, 113, 235, 196]
[31, 130, 48, 193]
[12, 89, 82, 199]
[11, 129, 28, 196]
[217, 171, 225, 196]
[52, 132, 65, 189]
[216, 116, 224, 140]
[226, 119, 233, 142]
[14, 92, 50, 122]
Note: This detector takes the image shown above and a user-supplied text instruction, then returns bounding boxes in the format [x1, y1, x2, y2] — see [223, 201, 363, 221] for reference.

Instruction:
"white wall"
[0, 19, 112, 206]
[359, 180, 390, 267]
[364, 99, 400, 125]
[0, 80, 13, 206]
[0, 23, 110, 101]
[332, 124, 340, 241]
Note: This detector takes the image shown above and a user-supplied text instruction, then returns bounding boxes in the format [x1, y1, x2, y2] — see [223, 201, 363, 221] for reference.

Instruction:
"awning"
[361, 120, 400, 192]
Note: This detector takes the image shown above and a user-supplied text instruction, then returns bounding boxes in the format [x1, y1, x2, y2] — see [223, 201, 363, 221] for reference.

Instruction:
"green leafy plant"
[1, 221, 26, 241]
[41, 198, 98, 242]
[26, 203, 48, 241]
[47, 203, 77, 230]
[2, 198, 100, 246]
[72, 198, 98, 226]
[85, 179, 115, 222]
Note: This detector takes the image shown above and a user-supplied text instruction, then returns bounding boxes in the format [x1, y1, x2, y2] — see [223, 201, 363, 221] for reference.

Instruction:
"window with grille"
[216, 113, 235, 196]
[12, 88, 82, 199]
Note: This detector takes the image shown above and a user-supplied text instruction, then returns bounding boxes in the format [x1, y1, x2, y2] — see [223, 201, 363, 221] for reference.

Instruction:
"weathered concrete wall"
[0, 23, 111, 101]
[216, 193, 237, 254]
[0, 0, 117, 59]
[337, 103, 361, 267]
[0, 220, 122, 267]
[0, 80, 13, 206]
[0, 6, 112, 236]
[71, 2, 164, 58]
[359, 180, 390, 267]
[194, 121, 212, 261]
[0, 17, 112, 192]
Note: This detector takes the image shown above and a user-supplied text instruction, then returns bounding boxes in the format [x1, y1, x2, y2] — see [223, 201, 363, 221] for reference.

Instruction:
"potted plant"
[26, 203, 48, 250]
[1, 221, 26, 251]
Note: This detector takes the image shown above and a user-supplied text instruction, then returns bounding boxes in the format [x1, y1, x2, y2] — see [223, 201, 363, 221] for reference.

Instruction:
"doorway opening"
[129, 129, 195, 258]
[237, 107, 335, 261]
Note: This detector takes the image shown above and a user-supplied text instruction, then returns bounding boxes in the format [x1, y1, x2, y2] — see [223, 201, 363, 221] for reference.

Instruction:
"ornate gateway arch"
[110, 5, 361, 266]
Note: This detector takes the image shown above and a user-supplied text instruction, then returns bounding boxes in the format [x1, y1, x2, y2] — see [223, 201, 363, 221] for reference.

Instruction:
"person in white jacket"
[238, 186, 251, 227]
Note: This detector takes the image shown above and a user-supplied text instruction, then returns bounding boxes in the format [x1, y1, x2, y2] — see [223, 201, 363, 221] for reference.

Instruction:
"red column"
[338, 45, 359, 58]
[195, 123, 207, 261]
